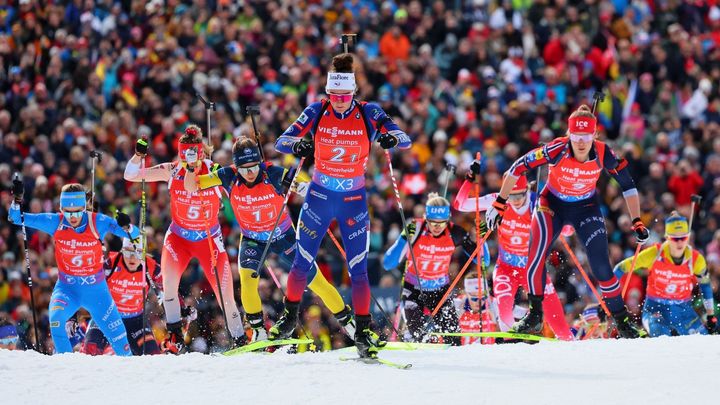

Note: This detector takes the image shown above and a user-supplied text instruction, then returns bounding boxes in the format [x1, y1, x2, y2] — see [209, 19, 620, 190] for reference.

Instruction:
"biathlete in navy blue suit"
[273, 53, 411, 358]
[486, 104, 648, 338]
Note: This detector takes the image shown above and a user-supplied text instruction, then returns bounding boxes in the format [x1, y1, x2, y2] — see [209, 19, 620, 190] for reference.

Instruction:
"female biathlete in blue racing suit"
[486, 104, 648, 338]
[273, 53, 411, 358]
[8, 180, 139, 355]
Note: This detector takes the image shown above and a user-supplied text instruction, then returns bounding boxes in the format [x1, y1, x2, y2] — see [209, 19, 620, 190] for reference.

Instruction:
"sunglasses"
[508, 192, 526, 201]
[328, 93, 353, 103]
[0, 336, 18, 345]
[668, 236, 689, 242]
[237, 164, 260, 176]
[122, 249, 142, 259]
[569, 133, 594, 143]
[63, 209, 85, 219]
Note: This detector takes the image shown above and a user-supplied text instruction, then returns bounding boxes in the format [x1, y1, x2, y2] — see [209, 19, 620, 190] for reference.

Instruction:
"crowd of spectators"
[1, 0, 720, 353]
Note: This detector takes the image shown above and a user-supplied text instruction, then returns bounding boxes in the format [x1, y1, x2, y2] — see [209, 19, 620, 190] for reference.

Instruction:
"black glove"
[707, 315, 718, 334]
[135, 137, 149, 157]
[417, 291, 429, 304]
[402, 222, 416, 240]
[116, 210, 132, 229]
[466, 159, 482, 181]
[462, 234, 477, 253]
[631, 217, 649, 244]
[292, 139, 314, 158]
[12, 174, 23, 204]
[181, 306, 198, 322]
[378, 132, 399, 149]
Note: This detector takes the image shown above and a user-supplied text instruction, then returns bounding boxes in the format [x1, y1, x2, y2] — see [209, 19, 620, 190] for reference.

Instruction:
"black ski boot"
[511, 294, 545, 334]
[247, 312, 268, 342]
[269, 300, 299, 340]
[613, 309, 647, 339]
[334, 305, 356, 340]
[354, 315, 385, 358]
[163, 321, 187, 355]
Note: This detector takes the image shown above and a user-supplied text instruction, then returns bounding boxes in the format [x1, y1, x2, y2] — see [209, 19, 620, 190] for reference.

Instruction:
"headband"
[326, 72, 356, 92]
[568, 115, 597, 134]
[179, 143, 204, 162]
[59, 191, 86, 209]
[464, 278, 479, 296]
[665, 216, 689, 237]
[426, 205, 450, 221]
[233, 146, 262, 167]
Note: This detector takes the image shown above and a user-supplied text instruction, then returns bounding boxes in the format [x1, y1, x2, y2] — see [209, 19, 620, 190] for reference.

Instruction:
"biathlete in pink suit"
[486, 104, 648, 338]
[124, 125, 246, 353]
[454, 168, 574, 340]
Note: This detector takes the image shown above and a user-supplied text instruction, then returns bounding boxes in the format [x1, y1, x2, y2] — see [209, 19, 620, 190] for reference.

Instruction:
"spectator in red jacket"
[668, 159, 705, 208]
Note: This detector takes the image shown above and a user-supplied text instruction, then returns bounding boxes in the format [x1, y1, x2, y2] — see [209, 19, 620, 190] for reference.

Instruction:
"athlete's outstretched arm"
[363, 102, 411, 149]
[275, 102, 323, 153]
[95, 213, 140, 240]
[184, 166, 233, 192]
[604, 146, 641, 219]
[124, 154, 172, 183]
[452, 179, 496, 213]
[692, 254, 715, 315]
[612, 245, 657, 279]
[382, 234, 409, 270]
[7, 203, 61, 234]
[500, 138, 567, 199]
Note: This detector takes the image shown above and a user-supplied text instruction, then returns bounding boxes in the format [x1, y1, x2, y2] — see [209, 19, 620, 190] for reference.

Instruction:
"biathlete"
[382, 193, 487, 345]
[81, 238, 164, 355]
[124, 125, 246, 352]
[486, 104, 648, 338]
[8, 180, 137, 355]
[614, 212, 718, 336]
[184, 137, 355, 341]
[274, 53, 411, 358]
[455, 168, 574, 340]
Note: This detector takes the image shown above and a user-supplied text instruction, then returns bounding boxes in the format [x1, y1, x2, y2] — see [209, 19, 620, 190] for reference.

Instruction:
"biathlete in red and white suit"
[124, 125, 245, 352]
[486, 104, 648, 338]
[454, 169, 573, 340]
[382, 193, 487, 346]
[82, 238, 164, 355]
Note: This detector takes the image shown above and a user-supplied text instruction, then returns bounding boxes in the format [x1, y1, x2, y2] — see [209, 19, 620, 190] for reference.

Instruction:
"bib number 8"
[665, 284, 678, 294]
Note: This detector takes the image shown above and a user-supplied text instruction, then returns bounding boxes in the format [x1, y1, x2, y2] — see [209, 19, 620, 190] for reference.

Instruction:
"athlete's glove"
[378, 132, 399, 149]
[181, 306, 198, 323]
[12, 174, 23, 204]
[402, 222, 416, 240]
[290, 181, 309, 197]
[292, 139, 314, 158]
[462, 234, 477, 253]
[466, 159, 482, 181]
[706, 315, 718, 334]
[65, 318, 86, 348]
[485, 196, 507, 230]
[135, 137, 149, 157]
[116, 210, 132, 229]
[631, 217, 649, 244]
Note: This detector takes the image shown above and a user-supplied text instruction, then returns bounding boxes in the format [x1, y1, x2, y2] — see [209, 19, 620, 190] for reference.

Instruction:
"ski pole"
[384, 150, 425, 307]
[89, 150, 103, 211]
[560, 236, 612, 319]
[688, 194, 702, 232]
[194, 93, 233, 342]
[325, 228, 404, 340]
[591, 91, 605, 116]
[441, 163, 456, 199]
[246, 105, 266, 162]
[13, 174, 41, 353]
[621, 244, 643, 299]
[429, 244, 482, 318]
[253, 157, 306, 279]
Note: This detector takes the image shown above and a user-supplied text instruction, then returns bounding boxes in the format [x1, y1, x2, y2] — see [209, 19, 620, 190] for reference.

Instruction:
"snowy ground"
[2, 336, 717, 405]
